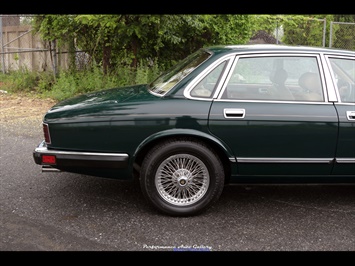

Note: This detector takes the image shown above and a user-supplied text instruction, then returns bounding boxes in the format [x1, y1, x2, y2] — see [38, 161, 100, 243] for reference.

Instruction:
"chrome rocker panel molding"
[236, 157, 355, 164]
[237, 157, 334, 164]
[336, 158, 355, 164]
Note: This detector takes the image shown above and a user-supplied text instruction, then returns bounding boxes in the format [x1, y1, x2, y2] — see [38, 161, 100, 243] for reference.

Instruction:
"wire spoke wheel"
[155, 154, 210, 206]
[140, 138, 225, 216]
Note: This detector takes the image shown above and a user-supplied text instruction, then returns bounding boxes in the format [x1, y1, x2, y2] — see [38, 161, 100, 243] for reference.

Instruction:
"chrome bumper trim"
[33, 141, 129, 169]
[34, 141, 129, 162]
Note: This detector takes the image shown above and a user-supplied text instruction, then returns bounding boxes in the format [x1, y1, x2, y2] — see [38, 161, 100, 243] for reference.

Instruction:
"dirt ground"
[0, 92, 57, 138]
[0, 92, 57, 122]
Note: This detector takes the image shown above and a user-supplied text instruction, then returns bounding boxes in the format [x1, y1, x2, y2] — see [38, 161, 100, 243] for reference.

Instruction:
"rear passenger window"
[328, 57, 355, 103]
[222, 56, 324, 102]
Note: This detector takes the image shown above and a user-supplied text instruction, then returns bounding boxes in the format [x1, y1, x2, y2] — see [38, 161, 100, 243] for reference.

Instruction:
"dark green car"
[33, 44, 355, 216]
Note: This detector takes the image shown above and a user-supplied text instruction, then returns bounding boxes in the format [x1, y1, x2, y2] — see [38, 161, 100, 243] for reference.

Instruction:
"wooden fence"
[1, 25, 68, 73]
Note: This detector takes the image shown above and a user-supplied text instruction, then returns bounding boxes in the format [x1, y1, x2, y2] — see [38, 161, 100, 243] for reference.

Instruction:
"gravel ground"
[0, 92, 57, 136]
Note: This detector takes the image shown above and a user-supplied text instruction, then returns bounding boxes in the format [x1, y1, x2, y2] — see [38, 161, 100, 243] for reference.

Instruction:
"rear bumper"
[33, 140, 129, 171]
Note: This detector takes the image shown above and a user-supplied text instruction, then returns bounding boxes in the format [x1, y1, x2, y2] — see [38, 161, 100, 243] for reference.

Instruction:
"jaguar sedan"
[33, 44, 355, 216]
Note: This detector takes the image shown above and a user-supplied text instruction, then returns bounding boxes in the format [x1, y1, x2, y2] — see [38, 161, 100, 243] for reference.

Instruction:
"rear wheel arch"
[133, 131, 232, 182]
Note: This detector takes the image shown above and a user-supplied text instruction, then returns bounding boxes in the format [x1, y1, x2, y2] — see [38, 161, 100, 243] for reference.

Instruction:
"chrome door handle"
[346, 111, 355, 121]
[224, 108, 245, 118]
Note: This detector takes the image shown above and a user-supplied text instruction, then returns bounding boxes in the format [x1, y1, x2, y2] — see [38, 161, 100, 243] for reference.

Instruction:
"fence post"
[329, 21, 334, 48]
[0, 16, 5, 74]
[51, 40, 58, 77]
[322, 18, 326, 47]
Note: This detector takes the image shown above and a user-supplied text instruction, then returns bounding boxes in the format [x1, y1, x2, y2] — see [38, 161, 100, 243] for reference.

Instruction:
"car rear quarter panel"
[45, 98, 215, 157]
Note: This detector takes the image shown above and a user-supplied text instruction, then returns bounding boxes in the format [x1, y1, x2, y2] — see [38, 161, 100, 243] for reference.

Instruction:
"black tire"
[139, 138, 225, 216]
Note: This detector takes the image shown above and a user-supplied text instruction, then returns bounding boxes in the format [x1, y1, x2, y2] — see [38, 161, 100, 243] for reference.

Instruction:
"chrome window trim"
[211, 58, 235, 99]
[319, 52, 338, 102]
[148, 89, 166, 97]
[237, 158, 334, 164]
[182, 51, 351, 104]
[334, 102, 355, 106]
[213, 98, 334, 105]
[322, 54, 340, 102]
[323, 54, 355, 103]
[217, 53, 331, 103]
[183, 54, 236, 100]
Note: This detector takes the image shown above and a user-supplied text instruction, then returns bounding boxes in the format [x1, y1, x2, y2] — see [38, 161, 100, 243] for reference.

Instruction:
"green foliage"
[43, 72, 77, 101]
[36, 71, 56, 92]
[134, 63, 154, 85]
[38, 63, 161, 101]
[5, 14, 353, 101]
[0, 73, 13, 91]
[0, 70, 38, 93]
[202, 15, 256, 45]
[31, 14, 259, 74]
[1, 61, 165, 101]
[281, 15, 333, 47]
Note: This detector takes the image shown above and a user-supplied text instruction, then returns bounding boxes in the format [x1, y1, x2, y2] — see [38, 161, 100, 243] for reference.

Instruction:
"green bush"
[0, 70, 38, 93]
[1, 63, 164, 101]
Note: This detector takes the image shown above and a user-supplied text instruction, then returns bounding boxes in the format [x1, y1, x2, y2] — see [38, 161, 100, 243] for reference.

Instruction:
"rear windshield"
[148, 49, 211, 96]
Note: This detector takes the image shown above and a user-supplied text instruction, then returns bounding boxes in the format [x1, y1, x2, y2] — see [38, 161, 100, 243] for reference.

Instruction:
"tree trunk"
[102, 42, 112, 75]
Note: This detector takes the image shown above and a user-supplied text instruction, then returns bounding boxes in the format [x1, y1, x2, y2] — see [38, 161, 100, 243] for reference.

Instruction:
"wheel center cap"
[174, 169, 191, 187]
[178, 176, 188, 186]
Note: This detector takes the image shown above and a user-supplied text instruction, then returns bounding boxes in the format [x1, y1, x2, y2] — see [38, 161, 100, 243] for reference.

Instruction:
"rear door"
[326, 55, 355, 175]
[208, 53, 339, 176]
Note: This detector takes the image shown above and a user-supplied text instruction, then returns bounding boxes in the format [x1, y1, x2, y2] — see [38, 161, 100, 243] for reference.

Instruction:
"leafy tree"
[32, 14, 354, 77]
[32, 15, 78, 74]
[32, 14, 258, 74]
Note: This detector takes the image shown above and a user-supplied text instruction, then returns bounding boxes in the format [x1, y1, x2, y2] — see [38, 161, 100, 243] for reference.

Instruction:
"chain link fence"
[1, 14, 355, 74]
[329, 21, 355, 50]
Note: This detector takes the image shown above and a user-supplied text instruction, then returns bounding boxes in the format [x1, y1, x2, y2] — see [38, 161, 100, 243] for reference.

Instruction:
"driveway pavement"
[1, 94, 355, 252]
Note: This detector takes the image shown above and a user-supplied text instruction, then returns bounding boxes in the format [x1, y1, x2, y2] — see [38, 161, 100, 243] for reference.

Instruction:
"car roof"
[204, 44, 355, 56]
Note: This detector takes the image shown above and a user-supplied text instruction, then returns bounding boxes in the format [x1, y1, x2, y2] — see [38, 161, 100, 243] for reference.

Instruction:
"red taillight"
[42, 155, 56, 164]
[43, 123, 51, 144]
